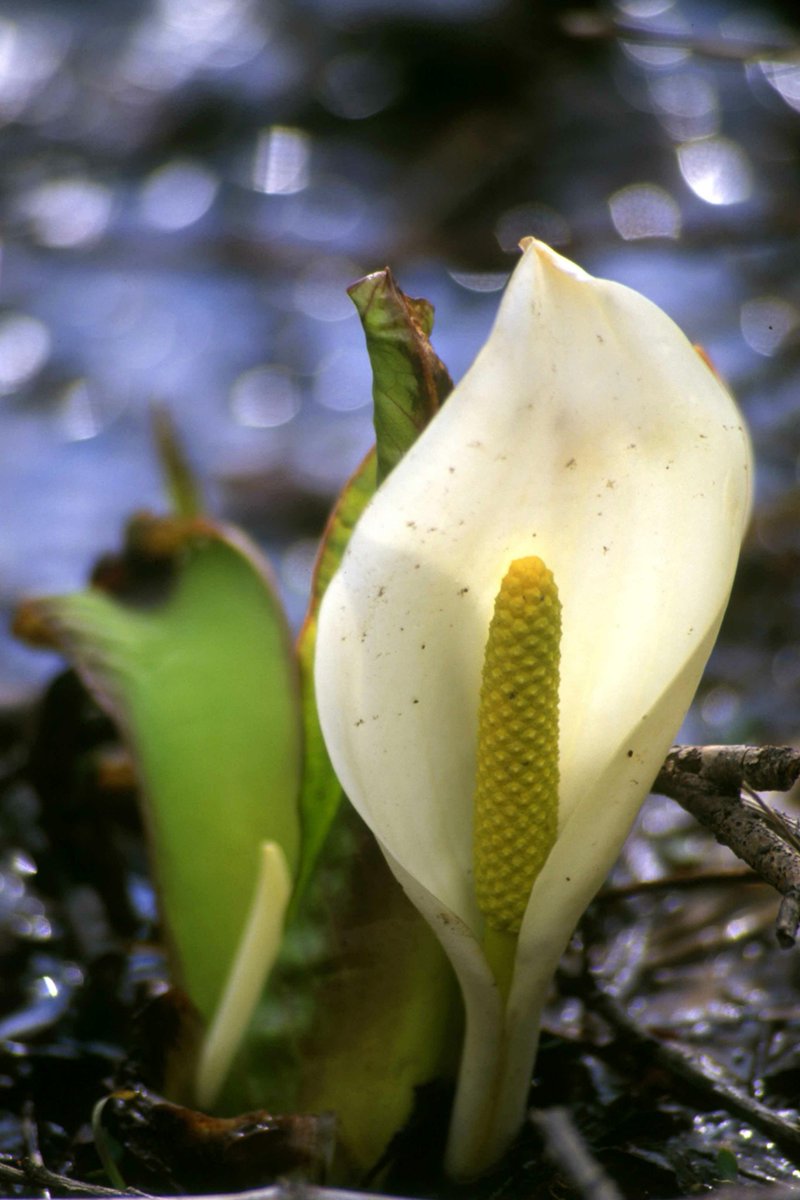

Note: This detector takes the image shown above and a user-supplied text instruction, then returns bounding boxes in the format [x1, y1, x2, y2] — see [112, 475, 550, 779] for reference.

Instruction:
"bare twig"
[0, 1158, 152, 1197]
[668, 1188, 800, 1199]
[560, 11, 798, 63]
[21, 1102, 50, 1199]
[0, 1171, 794, 1200]
[601, 867, 759, 900]
[653, 746, 800, 947]
[0, 1175, 411, 1200]
[586, 981, 800, 1162]
[531, 1108, 623, 1200]
[660, 745, 800, 794]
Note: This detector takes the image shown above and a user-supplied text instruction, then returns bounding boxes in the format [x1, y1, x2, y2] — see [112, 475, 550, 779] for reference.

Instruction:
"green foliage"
[151, 405, 204, 518]
[348, 268, 452, 484]
[241, 276, 461, 1171]
[20, 267, 465, 1181]
[290, 270, 454, 904]
[28, 528, 302, 1023]
[237, 807, 459, 1179]
[716, 1148, 739, 1182]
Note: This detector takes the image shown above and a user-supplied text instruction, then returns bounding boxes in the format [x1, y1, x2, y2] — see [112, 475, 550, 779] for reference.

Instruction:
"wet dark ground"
[6, 669, 800, 1198]
[4, 0, 800, 1194]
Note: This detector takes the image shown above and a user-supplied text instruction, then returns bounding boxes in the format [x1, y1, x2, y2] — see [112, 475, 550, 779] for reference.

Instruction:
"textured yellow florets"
[473, 556, 560, 934]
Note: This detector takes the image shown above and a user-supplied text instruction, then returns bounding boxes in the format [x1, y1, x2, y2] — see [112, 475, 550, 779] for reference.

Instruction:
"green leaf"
[716, 1148, 738, 1182]
[293, 449, 376, 906]
[150, 405, 204, 518]
[238, 807, 460, 1180]
[292, 820, 460, 1179]
[232, 444, 459, 1178]
[28, 524, 302, 1023]
[263, 282, 457, 1171]
[348, 269, 452, 485]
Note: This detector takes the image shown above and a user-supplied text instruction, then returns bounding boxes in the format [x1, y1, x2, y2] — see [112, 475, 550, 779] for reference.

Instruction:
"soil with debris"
[4, 639, 800, 1197]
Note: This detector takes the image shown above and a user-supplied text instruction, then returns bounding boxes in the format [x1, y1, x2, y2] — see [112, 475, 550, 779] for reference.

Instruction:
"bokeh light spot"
[252, 126, 310, 195]
[677, 137, 753, 206]
[312, 347, 371, 412]
[760, 60, 800, 114]
[0, 18, 66, 121]
[0, 314, 50, 393]
[740, 296, 800, 357]
[318, 51, 400, 120]
[57, 379, 115, 442]
[230, 365, 301, 428]
[283, 177, 363, 243]
[140, 160, 218, 231]
[293, 258, 361, 322]
[622, 38, 689, 69]
[615, 0, 675, 16]
[772, 644, 800, 691]
[448, 270, 509, 293]
[21, 178, 113, 248]
[123, 0, 268, 87]
[649, 70, 719, 139]
[608, 183, 681, 240]
[701, 685, 740, 731]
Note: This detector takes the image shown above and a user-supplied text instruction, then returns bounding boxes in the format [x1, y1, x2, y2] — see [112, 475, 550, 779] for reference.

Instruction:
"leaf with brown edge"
[293, 270, 454, 902]
[96, 1084, 335, 1192]
[348, 268, 453, 485]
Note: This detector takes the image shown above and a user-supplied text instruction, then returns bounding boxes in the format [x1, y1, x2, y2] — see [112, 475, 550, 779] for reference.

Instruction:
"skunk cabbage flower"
[314, 240, 752, 1177]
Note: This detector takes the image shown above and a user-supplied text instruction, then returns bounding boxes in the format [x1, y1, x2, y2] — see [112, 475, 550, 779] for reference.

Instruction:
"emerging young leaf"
[243, 284, 462, 1175]
[150, 405, 204, 518]
[348, 268, 452, 484]
[293, 273, 453, 900]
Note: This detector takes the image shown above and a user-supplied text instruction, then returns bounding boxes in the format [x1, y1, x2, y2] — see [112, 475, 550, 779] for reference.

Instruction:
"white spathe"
[314, 239, 752, 1176]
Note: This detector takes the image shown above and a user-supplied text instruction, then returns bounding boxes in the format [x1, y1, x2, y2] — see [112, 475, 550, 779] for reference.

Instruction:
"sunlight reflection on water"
[0, 0, 798, 703]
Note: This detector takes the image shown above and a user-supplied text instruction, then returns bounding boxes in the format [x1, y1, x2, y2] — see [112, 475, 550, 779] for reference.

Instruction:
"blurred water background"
[1, 0, 799, 721]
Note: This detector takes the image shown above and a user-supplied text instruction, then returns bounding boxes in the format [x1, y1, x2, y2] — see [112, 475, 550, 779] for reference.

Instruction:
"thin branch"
[585, 980, 800, 1164]
[0, 1158, 152, 1198]
[531, 1108, 623, 1200]
[660, 745, 800, 794]
[0, 1173, 413, 1200]
[653, 746, 800, 947]
[667, 1187, 800, 1199]
[601, 867, 760, 901]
